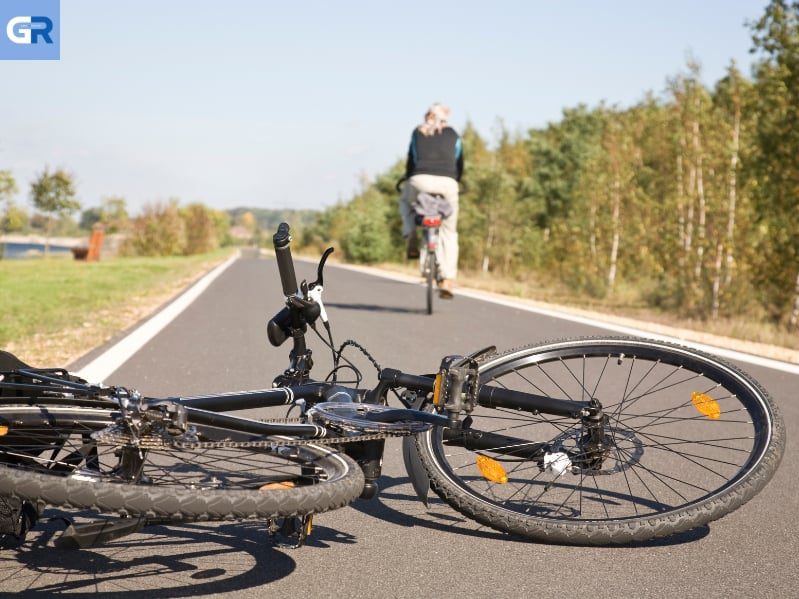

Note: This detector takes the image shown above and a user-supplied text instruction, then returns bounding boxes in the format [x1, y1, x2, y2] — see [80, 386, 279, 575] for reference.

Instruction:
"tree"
[208, 208, 231, 247]
[339, 187, 394, 263]
[0, 170, 16, 203]
[0, 170, 20, 233]
[29, 167, 80, 255]
[81, 196, 130, 233]
[181, 203, 218, 255]
[1, 203, 28, 232]
[99, 196, 129, 233]
[125, 200, 185, 256]
[79, 206, 102, 230]
[748, 0, 799, 327]
[524, 105, 603, 230]
[237, 211, 257, 233]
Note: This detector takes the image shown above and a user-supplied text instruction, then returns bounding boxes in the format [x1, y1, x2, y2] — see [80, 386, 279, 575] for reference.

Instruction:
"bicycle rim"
[416, 337, 784, 544]
[0, 404, 364, 520]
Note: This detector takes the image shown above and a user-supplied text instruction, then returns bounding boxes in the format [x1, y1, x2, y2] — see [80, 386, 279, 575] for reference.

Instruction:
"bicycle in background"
[397, 178, 454, 314]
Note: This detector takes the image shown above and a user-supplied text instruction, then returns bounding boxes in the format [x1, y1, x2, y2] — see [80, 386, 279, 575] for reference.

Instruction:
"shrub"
[123, 201, 185, 256]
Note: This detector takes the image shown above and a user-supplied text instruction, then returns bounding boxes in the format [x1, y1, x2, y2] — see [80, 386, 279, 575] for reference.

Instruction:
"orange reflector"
[433, 373, 443, 406]
[476, 454, 508, 484]
[0, 425, 7, 436]
[259, 481, 297, 491]
[692, 392, 721, 420]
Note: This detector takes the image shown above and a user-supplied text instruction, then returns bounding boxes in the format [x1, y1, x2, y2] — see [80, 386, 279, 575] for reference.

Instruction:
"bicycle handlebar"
[273, 222, 298, 297]
[379, 368, 583, 418]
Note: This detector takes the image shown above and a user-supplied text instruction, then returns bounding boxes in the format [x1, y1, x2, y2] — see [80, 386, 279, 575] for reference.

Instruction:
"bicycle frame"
[173, 373, 595, 498]
[0, 222, 609, 548]
[5, 368, 592, 452]
[173, 375, 589, 438]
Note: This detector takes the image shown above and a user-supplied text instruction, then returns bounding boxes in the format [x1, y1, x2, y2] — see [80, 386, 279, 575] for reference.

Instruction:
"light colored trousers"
[399, 174, 459, 280]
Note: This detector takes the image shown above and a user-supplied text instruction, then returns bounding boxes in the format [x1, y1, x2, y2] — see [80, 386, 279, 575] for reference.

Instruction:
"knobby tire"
[414, 337, 785, 544]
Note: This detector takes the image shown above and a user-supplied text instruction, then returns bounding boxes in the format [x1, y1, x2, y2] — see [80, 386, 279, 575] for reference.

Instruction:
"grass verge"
[0, 250, 234, 367]
[366, 260, 799, 358]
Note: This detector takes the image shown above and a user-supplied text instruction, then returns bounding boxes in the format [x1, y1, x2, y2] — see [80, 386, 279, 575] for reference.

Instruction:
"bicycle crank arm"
[362, 408, 448, 426]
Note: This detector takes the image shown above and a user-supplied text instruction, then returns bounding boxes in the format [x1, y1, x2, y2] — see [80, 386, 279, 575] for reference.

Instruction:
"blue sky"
[1, 0, 769, 213]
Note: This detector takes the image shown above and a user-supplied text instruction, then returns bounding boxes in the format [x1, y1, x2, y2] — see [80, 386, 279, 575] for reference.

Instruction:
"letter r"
[31, 17, 53, 44]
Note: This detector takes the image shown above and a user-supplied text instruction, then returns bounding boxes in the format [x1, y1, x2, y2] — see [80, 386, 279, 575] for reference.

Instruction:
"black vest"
[407, 127, 462, 180]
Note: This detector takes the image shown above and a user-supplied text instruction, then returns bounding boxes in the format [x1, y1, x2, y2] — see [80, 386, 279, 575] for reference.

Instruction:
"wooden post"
[87, 224, 105, 261]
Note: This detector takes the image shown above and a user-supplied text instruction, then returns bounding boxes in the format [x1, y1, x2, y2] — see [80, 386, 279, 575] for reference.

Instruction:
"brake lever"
[306, 247, 334, 324]
[310, 247, 334, 290]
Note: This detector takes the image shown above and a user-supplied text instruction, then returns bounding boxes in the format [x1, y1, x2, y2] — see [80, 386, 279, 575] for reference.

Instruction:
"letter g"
[7, 16, 32, 44]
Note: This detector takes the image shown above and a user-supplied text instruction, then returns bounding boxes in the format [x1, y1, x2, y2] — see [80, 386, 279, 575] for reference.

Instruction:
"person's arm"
[405, 131, 417, 179]
[455, 136, 464, 181]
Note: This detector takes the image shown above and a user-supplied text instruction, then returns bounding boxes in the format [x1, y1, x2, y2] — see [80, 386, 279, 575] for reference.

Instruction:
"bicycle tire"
[0, 403, 364, 521]
[425, 253, 435, 315]
[415, 337, 785, 544]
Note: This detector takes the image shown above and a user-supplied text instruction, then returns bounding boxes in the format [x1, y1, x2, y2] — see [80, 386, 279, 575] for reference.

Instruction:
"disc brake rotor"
[551, 428, 643, 475]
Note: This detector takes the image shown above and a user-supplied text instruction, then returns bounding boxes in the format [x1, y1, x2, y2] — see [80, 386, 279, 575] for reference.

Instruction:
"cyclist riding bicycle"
[399, 103, 463, 299]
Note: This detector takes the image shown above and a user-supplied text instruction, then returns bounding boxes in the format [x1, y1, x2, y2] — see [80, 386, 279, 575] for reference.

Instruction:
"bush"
[340, 202, 393, 263]
[123, 201, 185, 256]
[182, 203, 218, 255]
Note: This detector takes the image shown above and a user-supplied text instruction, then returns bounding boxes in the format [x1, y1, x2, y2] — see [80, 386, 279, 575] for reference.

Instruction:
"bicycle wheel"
[415, 337, 785, 544]
[424, 252, 435, 315]
[0, 403, 364, 521]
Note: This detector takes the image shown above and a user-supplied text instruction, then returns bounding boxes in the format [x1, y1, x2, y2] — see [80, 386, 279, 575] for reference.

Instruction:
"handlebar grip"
[273, 223, 298, 297]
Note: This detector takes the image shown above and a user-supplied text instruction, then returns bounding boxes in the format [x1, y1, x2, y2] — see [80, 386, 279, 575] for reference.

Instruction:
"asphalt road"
[2, 253, 797, 598]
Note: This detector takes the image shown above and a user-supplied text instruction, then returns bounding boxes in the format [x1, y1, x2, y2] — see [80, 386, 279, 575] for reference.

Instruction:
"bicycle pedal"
[266, 513, 313, 549]
[0, 497, 39, 543]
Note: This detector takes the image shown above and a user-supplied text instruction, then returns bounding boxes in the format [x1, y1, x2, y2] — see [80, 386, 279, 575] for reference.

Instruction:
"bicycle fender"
[402, 436, 430, 508]
[401, 394, 431, 508]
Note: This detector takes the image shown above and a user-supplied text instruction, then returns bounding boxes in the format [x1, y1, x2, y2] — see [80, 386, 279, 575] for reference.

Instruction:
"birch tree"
[29, 168, 80, 255]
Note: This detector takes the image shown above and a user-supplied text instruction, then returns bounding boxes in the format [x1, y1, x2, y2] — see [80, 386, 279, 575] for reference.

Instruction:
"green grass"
[0, 251, 231, 347]
[374, 261, 799, 353]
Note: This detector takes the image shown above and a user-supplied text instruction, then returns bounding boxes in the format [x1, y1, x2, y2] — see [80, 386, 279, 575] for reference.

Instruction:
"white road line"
[74, 251, 798, 381]
[74, 252, 239, 383]
[322, 260, 799, 375]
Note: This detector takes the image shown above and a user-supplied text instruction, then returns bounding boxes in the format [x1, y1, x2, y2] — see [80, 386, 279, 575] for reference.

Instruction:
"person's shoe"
[438, 279, 454, 299]
[406, 234, 420, 259]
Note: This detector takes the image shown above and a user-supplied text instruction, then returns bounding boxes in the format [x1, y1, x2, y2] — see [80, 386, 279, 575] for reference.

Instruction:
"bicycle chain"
[93, 418, 410, 452]
[336, 339, 383, 376]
